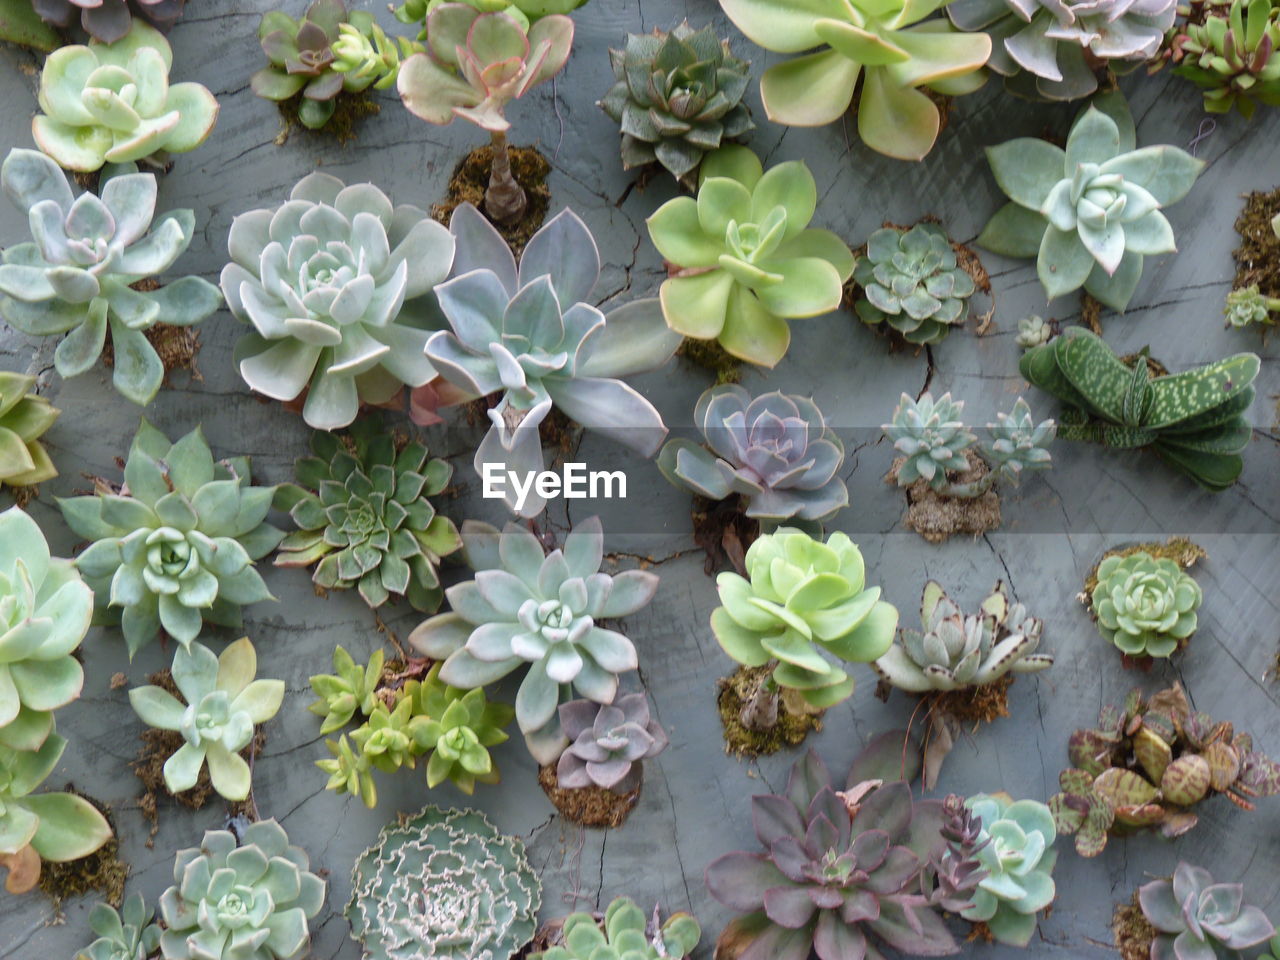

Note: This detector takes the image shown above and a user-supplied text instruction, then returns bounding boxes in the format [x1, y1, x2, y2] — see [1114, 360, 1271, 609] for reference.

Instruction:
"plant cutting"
[0, 149, 222, 405]
[530, 897, 701, 960]
[28, 0, 186, 42]
[128, 637, 284, 802]
[717, 0, 991, 160]
[31, 21, 218, 171]
[882, 392, 1056, 542]
[710, 527, 897, 755]
[417, 203, 679, 516]
[58, 419, 284, 657]
[978, 93, 1204, 311]
[1165, 0, 1280, 117]
[347, 805, 540, 960]
[873, 580, 1053, 787]
[1225, 284, 1280, 327]
[1088, 549, 1202, 661]
[396, 3, 572, 223]
[274, 422, 461, 612]
[1019, 327, 1260, 490]
[221, 171, 455, 430]
[1136, 862, 1276, 958]
[1016, 314, 1053, 348]
[0, 373, 58, 488]
[646, 145, 854, 367]
[1049, 684, 1280, 856]
[598, 21, 754, 188]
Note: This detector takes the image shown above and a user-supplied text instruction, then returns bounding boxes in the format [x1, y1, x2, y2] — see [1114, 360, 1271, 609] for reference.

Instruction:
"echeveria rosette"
[128, 638, 284, 801]
[657, 385, 848, 525]
[159, 819, 326, 960]
[948, 0, 1175, 101]
[884, 392, 975, 487]
[58, 419, 284, 657]
[421, 203, 680, 517]
[1169, 0, 1280, 117]
[555, 693, 668, 793]
[0, 506, 92, 735]
[78, 892, 161, 960]
[409, 662, 515, 794]
[711, 528, 898, 708]
[394, 0, 590, 31]
[531, 898, 702, 960]
[646, 146, 854, 367]
[31, 0, 187, 43]
[346, 805, 541, 960]
[1091, 551, 1201, 659]
[32, 21, 218, 172]
[408, 516, 658, 760]
[308, 644, 382, 735]
[222, 171, 454, 431]
[0, 372, 59, 488]
[718, 0, 991, 160]
[959, 794, 1057, 947]
[274, 424, 462, 611]
[1138, 862, 1276, 959]
[0, 149, 222, 406]
[598, 21, 755, 188]
[705, 750, 960, 960]
[978, 94, 1204, 311]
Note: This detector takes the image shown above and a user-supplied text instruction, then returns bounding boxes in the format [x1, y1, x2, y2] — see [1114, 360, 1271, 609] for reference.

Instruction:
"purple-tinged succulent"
[31, 0, 186, 43]
[657, 385, 847, 524]
[924, 794, 989, 914]
[1138, 862, 1275, 958]
[555, 693, 668, 793]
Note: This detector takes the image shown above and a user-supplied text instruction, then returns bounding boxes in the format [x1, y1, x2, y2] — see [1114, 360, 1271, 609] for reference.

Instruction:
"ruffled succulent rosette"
[1090, 552, 1201, 659]
[555, 693, 668, 793]
[222, 172, 455, 430]
[31, 0, 187, 43]
[961, 794, 1058, 946]
[32, 21, 218, 172]
[58, 420, 284, 657]
[657, 384, 848, 526]
[978, 93, 1204, 311]
[159, 819, 326, 960]
[719, 0, 990, 160]
[419, 203, 680, 517]
[948, 0, 1175, 101]
[0, 373, 59, 487]
[347, 805, 540, 960]
[1138, 862, 1276, 958]
[0, 149, 222, 405]
[647, 146, 853, 367]
[409, 516, 659, 763]
[128, 638, 284, 801]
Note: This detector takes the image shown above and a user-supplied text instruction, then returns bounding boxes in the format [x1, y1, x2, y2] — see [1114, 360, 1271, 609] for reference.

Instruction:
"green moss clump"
[678, 337, 743, 384]
[717, 665, 822, 758]
[432, 145, 551, 257]
[274, 91, 380, 145]
[1082, 538, 1207, 599]
[1232, 187, 1280, 301]
[37, 793, 126, 909]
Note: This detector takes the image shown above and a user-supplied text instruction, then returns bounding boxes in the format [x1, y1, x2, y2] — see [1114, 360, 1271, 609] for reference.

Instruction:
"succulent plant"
[555, 693, 668, 793]
[924, 794, 989, 914]
[159, 819, 326, 960]
[411, 662, 515, 794]
[32, 22, 218, 171]
[719, 0, 990, 160]
[1091, 551, 1202, 659]
[309, 644, 383, 734]
[874, 581, 1052, 693]
[30, 0, 186, 43]
[251, 0, 386, 130]
[409, 516, 657, 756]
[959, 794, 1057, 947]
[397, 3, 573, 221]
[1263, 933, 1280, 960]
[0, 0, 61, 50]
[221, 171, 454, 430]
[853, 223, 978, 345]
[395, 0, 589, 29]
[884, 392, 1056, 498]
[598, 21, 754, 188]
[979, 93, 1204, 311]
[1049, 685, 1280, 856]
[711, 527, 898, 709]
[646, 145, 854, 367]
[1225, 283, 1279, 327]
[275, 424, 461, 611]
[0, 373, 58, 488]
[77, 892, 161, 960]
[58, 419, 283, 656]
[0, 506, 92, 731]
[128, 638, 283, 801]
[948, 0, 1176, 100]
[531, 897, 702, 960]
[347, 804, 541, 960]
[1168, 0, 1280, 116]
[1138, 862, 1276, 958]
[331, 18, 424, 91]
[1016, 314, 1052, 348]
[1019, 327, 1260, 490]
[656, 385, 848, 524]
[705, 750, 960, 960]
[420, 204, 679, 516]
[0, 149, 222, 405]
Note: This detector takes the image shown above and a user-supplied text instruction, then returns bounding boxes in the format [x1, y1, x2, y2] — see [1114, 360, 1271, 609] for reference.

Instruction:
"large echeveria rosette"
[222, 172, 455, 430]
[346, 805, 540, 960]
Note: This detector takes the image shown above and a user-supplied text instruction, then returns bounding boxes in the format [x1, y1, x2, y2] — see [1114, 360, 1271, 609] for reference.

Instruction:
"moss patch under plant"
[1231, 186, 1280, 301]
[272, 90, 380, 146]
[537, 763, 640, 828]
[1113, 892, 1157, 960]
[691, 494, 759, 577]
[716, 664, 822, 758]
[677, 337, 743, 384]
[37, 791, 126, 909]
[101, 323, 201, 384]
[888, 450, 1002, 543]
[432, 144, 551, 257]
[1081, 537, 1207, 599]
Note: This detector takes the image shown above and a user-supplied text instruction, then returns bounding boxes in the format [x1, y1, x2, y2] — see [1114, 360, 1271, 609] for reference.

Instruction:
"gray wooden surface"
[1, 1, 1278, 957]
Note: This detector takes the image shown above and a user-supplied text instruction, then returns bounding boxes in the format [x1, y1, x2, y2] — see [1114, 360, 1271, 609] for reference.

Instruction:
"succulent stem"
[485, 129, 528, 224]
[938, 474, 995, 499]
[738, 668, 780, 732]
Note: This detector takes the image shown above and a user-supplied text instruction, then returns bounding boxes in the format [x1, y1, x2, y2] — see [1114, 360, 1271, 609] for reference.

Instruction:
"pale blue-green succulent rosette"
[962, 793, 1058, 947]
